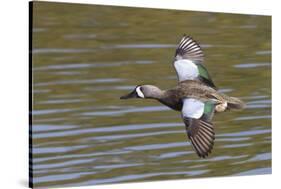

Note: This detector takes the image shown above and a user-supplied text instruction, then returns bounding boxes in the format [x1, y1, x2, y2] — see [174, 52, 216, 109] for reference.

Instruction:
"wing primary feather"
[193, 136, 207, 156]
[183, 116, 215, 158]
[195, 135, 210, 152]
[175, 35, 204, 63]
[198, 128, 215, 141]
[190, 137, 204, 157]
[200, 122, 213, 131]
[200, 125, 215, 139]
[198, 129, 214, 143]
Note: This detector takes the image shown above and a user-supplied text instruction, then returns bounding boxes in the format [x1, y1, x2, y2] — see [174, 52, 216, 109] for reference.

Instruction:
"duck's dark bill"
[120, 90, 137, 99]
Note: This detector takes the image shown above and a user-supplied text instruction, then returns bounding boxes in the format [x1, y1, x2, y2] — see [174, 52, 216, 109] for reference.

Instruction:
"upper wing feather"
[175, 35, 204, 63]
[173, 35, 216, 89]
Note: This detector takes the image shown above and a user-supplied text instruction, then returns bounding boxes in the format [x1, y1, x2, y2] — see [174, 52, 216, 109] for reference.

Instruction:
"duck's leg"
[209, 93, 228, 112]
[215, 101, 228, 112]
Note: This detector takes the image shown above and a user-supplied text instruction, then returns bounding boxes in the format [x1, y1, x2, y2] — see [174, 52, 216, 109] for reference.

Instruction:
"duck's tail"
[226, 96, 245, 110]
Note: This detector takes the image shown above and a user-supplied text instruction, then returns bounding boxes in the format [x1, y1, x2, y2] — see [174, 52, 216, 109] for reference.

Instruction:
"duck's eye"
[136, 86, 145, 98]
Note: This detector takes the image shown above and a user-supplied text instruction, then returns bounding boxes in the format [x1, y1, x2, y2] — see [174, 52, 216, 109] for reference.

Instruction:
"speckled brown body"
[158, 80, 240, 111]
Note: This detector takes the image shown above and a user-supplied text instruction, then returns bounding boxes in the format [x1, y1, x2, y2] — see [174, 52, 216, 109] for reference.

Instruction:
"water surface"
[31, 2, 271, 188]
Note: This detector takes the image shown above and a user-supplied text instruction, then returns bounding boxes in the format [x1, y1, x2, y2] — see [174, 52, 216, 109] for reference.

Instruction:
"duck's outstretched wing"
[181, 98, 216, 158]
[174, 35, 216, 89]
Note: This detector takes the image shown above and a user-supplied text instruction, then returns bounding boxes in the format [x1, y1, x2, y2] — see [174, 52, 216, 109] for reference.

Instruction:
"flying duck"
[120, 35, 245, 158]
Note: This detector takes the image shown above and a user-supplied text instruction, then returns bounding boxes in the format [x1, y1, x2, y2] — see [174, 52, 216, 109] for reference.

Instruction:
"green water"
[31, 2, 271, 188]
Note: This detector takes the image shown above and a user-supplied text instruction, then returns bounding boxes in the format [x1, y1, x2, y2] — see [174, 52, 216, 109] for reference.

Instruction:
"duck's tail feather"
[227, 96, 245, 110]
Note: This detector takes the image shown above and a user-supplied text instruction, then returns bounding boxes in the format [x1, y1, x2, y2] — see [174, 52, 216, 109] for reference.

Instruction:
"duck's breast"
[158, 90, 183, 111]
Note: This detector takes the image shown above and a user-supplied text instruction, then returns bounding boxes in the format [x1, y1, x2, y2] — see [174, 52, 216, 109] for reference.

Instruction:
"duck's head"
[120, 85, 162, 99]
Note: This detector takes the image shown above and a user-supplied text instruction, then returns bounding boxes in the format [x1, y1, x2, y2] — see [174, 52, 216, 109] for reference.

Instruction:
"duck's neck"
[146, 88, 165, 100]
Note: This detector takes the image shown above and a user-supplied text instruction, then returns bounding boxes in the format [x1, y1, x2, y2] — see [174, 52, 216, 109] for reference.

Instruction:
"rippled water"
[31, 2, 271, 188]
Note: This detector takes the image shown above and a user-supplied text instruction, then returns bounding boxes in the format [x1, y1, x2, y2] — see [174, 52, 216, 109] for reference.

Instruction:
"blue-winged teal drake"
[120, 35, 245, 158]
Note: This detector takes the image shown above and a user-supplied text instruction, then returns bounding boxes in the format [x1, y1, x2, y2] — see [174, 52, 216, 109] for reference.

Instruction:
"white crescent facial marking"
[136, 86, 145, 98]
[182, 98, 204, 119]
[174, 59, 199, 81]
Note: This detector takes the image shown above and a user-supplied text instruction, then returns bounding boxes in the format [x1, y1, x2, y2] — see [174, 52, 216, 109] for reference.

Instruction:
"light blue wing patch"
[182, 98, 204, 119]
[182, 98, 215, 121]
[174, 59, 199, 82]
